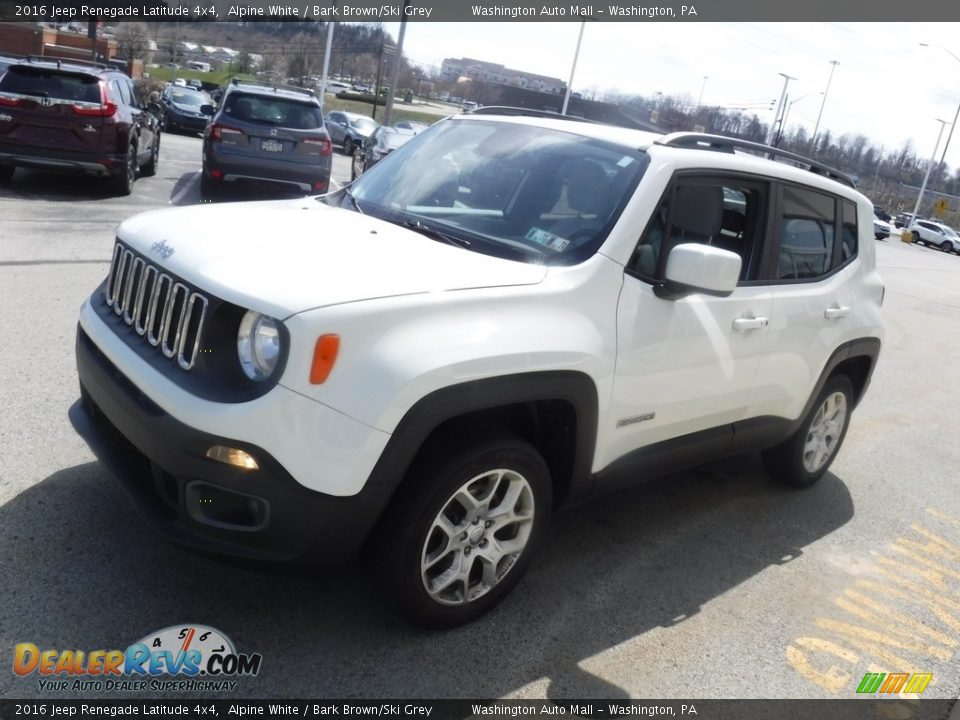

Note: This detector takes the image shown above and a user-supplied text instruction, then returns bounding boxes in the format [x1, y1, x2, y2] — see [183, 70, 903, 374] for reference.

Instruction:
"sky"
[379, 21, 960, 171]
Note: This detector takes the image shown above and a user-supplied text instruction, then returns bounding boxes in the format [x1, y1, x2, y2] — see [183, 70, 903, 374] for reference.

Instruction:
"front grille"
[104, 243, 209, 371]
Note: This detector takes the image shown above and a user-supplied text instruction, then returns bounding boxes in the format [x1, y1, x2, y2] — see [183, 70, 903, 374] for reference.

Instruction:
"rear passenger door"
[749, 184, 858, 423]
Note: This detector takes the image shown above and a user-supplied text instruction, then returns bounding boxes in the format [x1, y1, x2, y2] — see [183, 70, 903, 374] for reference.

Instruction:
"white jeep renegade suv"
[73, 115, 884, 628]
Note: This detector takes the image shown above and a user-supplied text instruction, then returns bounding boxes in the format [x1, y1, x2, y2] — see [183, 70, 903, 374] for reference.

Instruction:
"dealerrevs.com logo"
[13, 625, 262, 692]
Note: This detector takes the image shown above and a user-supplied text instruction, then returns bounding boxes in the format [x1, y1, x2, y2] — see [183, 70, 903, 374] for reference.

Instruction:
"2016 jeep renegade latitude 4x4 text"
[73, 116, 884, 628]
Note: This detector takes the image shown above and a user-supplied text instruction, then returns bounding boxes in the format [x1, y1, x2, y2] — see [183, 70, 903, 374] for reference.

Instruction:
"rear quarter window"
[0, 67, 100, 103]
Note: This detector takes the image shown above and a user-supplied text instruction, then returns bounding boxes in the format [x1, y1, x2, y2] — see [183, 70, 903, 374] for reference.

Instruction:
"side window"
[841, 199, 858, 263]
[109, 79, 130, 106]
[629, 178, 765, 283]
[777, 185, 836, 280]
[126, 79, 142, 108]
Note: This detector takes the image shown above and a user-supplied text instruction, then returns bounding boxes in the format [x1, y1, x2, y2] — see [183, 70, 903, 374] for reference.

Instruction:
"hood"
[115, 199, 547, 319]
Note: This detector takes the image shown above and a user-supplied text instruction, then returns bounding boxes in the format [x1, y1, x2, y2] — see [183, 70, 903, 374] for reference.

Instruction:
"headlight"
[237, 310, 282, 381]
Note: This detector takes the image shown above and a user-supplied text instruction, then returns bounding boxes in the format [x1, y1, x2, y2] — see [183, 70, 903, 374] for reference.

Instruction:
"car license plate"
[261, 139, 283, 153]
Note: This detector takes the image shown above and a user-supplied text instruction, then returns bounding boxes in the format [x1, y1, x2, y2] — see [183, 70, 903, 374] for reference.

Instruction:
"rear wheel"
[342, 137, 353, 156]
[200, 172, 220, 200]
[371, 432, 552, 629]
[141, 134, 160, 177]
[942, 240, 953, 253]
[110, 143, 136, 196]
[763, 375, 854, 488]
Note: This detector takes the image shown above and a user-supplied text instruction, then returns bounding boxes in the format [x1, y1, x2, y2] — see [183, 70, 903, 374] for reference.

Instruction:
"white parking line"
[169, 172, 200, 205]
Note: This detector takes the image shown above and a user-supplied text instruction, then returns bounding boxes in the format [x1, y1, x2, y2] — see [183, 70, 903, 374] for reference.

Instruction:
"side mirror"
[201, 104, 215, 116]
[659, 243, 741, 299]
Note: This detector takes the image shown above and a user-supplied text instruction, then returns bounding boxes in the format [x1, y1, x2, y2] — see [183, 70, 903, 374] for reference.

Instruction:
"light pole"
[383, 0, 410, 126]
[919, 44, 960, 168]
[910, 119, 951, 224]
[765, 72, 796, 146]
[776, 91, 824, 145]
[811, 60, 839, 149]
[697, 75, 708, 106]
[561, 21, 586, 116]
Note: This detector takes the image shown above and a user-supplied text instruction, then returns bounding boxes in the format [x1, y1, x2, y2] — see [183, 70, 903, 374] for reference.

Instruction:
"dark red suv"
[0, 57, 161, 195]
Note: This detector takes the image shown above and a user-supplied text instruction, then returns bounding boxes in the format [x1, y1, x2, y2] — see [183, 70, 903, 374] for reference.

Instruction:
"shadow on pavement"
[0, 167, 120, 201]
[1, 450, 853, 699]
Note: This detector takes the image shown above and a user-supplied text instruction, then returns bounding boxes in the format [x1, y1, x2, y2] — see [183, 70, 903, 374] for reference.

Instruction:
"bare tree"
[115, 22, 152, 62]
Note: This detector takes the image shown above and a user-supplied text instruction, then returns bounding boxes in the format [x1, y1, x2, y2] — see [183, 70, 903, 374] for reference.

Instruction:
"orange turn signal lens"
[310, 334, 340, 384]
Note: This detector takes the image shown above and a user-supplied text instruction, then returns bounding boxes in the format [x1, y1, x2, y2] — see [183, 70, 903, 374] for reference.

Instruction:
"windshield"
[168, 90, 203, 106]
[343, 118, 649, 265]
[943, 226, 960, 239]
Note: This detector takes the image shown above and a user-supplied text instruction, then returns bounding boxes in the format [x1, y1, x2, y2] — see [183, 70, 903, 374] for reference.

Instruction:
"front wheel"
[342, 137, 353, 156]
[371, 433, 552, 629]
[763, 375, 854, 488]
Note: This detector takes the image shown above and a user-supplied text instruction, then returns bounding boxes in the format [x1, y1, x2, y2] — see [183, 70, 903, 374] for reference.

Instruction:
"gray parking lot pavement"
[1, 138, 960, 701]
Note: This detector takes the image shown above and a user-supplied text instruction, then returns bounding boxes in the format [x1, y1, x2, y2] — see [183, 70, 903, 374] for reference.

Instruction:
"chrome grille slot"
[133, 265, 157, 336]
[179, 294, 208, 370]
[104, 244, 123, 306]
[147, 273, 173, 347]
[122, 257, 145, 325]
[102, 242, 210, 372]
[110, 249, 132, 313]
[161, 283, 190, 358]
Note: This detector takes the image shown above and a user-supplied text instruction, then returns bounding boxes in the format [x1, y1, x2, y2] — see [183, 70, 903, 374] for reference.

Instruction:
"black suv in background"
[0, 57, 161, 195]
[201, 79, 332, 198]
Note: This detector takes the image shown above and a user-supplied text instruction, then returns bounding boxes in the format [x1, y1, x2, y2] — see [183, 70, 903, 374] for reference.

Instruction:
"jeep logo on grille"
[150, 240, 175, 259]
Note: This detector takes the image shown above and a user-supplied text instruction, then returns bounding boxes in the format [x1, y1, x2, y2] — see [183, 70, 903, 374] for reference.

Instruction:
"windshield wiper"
[342, 185, 364, 215]
[401, 218, 471, 249]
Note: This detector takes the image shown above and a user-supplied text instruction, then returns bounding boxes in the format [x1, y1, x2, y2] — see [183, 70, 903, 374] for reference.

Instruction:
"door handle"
[824, 306, 850, 320]
[732, 316, 769, 332]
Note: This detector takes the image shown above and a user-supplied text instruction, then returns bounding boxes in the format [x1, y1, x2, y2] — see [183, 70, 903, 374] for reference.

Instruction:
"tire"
[0, 164, 13, 183]
[200, 172, 220, 200]
[351, 149, 361, 181]
[370, 432, 552, 629]
[942, 241, 952, 253]
[914, 232, 923, 245]
[110, 143, 136, 196]
[342, 137, 353, 156]
[763, 375, 854, 488]
[141, 133, 160, 177]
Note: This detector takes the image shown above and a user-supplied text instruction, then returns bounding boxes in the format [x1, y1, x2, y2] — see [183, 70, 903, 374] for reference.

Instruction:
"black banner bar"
[1, 700, 958, 720]
[4, 0, 960, 21]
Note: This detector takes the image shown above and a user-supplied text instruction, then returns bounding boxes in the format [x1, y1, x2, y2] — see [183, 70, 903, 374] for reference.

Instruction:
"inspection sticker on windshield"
[526, 227, 570, 252]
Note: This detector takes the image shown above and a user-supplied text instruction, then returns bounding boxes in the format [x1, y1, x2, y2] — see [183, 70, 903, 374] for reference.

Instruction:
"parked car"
[393, 120, 428, 134]
[173, 78, 187, 87]
[188, 79, 203, 90]
[873, 205, 891, 222]
[160, 86, 214, 134]
[350, 126, 417, 180]
[0, 56, 161, 195]
[873, 217, 891, 240]
[325, 110, 377, 155]
[909, 219, 960, 253]
[200, 79, 332, 198]
[894, 212, 916, 228]
[72, 119, 883, 628]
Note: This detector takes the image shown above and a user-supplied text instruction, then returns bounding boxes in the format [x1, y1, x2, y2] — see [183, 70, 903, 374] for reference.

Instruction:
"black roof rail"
[655, 132, 856, 189]
[25, 55, 110, 70]
[464, 105, 601, 123]
[229, 77, 317, 99]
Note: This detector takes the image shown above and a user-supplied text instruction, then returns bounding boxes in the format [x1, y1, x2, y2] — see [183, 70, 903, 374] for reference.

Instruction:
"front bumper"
[165, 112, 209, 133]
[73, 326, 394, 566]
